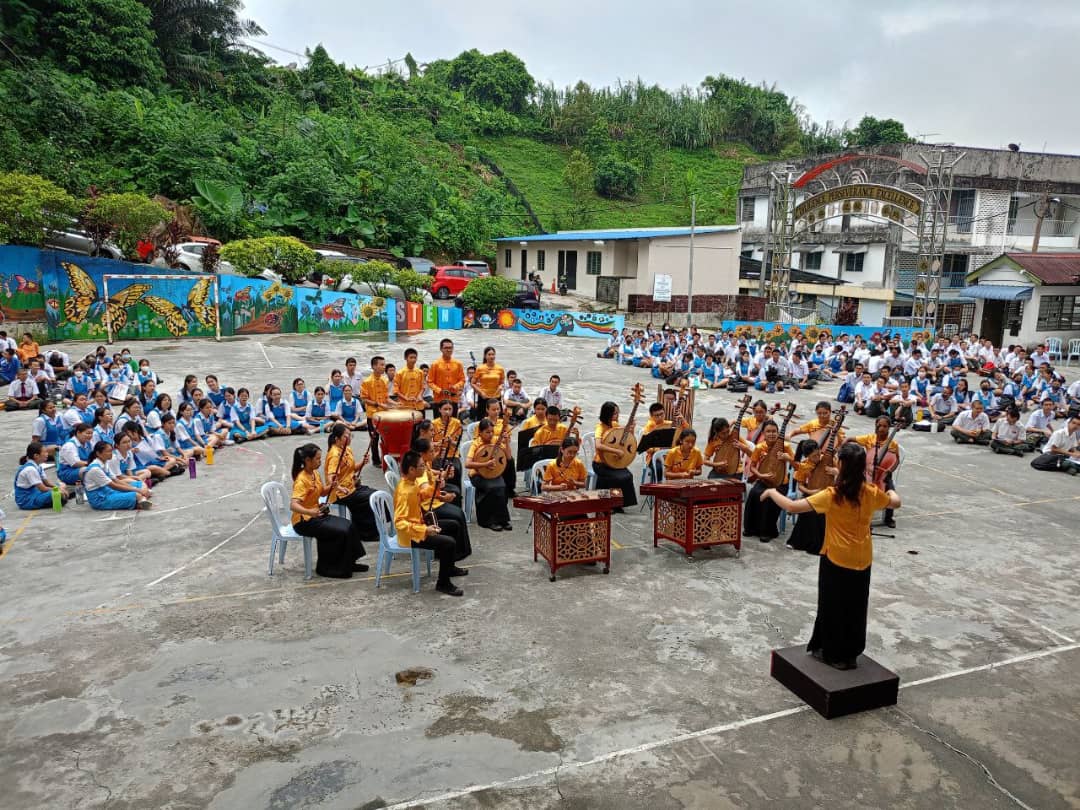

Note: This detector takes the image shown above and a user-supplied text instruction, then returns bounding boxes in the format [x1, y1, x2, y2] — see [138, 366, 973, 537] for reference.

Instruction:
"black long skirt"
[433, 503, 472, 560]
[807, 556, 871, 664]
[592, 461, 637, 507]
[743, 481, 780, 539]
[471, 473, 510, 527]
[294, 514, 365, 578]
[334, 486, 378, 543]
[787, 511, 825, 554]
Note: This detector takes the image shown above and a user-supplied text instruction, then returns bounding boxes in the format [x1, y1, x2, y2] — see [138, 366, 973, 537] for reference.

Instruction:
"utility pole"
[1031, 190, 1057, 253]
[687, 195, 696, 327]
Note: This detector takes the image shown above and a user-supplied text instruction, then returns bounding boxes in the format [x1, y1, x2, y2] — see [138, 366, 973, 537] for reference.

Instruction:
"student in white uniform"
[1029, 416, 1080, 475]
[990, 407, 1028, 456]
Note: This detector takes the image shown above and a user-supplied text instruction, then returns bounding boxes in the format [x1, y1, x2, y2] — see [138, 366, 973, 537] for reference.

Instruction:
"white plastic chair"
[385, 469, 400, 491]
[459, 440, 476, 523]
[369, 490, 433, 593]
[641, 449, 669, 511]
[777, 464, 797, 535]
[1066, 339, 1080, 367]
[529, 459, 553, 495]
[463, 421, 478, 442]
[383, 454, 400, 477]
[1046, 337, 1063, 363]
[261, 481, 313, 580]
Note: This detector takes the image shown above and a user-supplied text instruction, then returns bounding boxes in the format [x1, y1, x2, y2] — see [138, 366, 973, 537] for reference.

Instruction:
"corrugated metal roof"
[495, 226, 740, 243]
[1003, 252, 1080, 285]
[963, 284, 1034, 301]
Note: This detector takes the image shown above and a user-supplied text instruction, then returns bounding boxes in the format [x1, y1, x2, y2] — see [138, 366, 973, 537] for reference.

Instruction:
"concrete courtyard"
[1, 330, 1078, 809]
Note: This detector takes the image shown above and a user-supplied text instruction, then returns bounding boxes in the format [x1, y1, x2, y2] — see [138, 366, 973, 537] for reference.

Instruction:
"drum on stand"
[373, 409, 423, 470]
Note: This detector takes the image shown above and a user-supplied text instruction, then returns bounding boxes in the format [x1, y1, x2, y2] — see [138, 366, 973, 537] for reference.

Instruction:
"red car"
[430, 265, 483, 299]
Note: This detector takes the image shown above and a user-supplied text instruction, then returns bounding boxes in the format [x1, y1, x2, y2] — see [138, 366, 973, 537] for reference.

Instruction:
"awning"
[962, 284, 1033, 301]
[832, 245, 868, 254]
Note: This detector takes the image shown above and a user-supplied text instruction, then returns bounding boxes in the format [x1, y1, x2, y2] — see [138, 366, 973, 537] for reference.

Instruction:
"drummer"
[360, 355, 391, 462]
[393, 348, 427, 412]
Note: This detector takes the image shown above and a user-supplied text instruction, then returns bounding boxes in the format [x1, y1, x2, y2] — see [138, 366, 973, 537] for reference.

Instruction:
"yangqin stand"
[512, 489, 623, 581]
[639, 479, 744, 557]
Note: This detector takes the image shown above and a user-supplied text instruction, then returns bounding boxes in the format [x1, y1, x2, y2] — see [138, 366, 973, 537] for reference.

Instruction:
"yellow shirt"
[473, 363, 505, 399]
[429, 357, 465, 402]
[360, 372, 389, 417]
[432, 417, 463, 458]
[704, 434, 748, 474]
[17, 340, 40, 362]
[531, 423, 568, 447]
[806, 484, 891, 570]
[593, 421, 621, 464]
[791, 417, 831, 440]
[542, 457, 588, 488]
[417, 468, 447, 510]
[520, 413, 545, 431]
[467, 435, 498, 465]
[854, 434, 899, 455]
[394, 477, 428, 546]
[290, 470, 323, 526]
[665, 446, 703, 475]
[394, 366, 425, 406]
[749, 441, 794, 484]
[324, 444, 357, 501]
[792, 458, 817, 485]
[740, 415, 768, 443]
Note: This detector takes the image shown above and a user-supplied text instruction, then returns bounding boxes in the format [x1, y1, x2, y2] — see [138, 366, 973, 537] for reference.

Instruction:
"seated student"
[333, 384, 365, 431]
[264, 385, 310, 436]
[592, 401, 638, 511]
[466, 417, 512, 531]
[699, 353, 727, 389]
[1029, 415, 1080, 475]
[852, 372, 875, 415]
[136, 358, 160, 387]
[127, 422, 182, 480]
[156, 413, 196, 461]
[731, 350, 758, 391]
[324, 422, 378, 534]
[16, 333, 40, 364]
[57, 422, 95, 486]
[103, 362, 133, 405]
[990, 407, 1028, 456]
[663, 430, 703, 480]
[541, 374, 563, 414]
[195, 398, 230, 448]
[865, 377, 893, 419]
[289, 443, 367, 579]
[483, 398, 518, 497]
[1040, 378, 1069, 419]
[0, 347, 21, 386]
[14, 441, 68, 510]
[197, 374, 222, 411]
[542, 436, 589, 491]
[92, 405, 116, 446]
[83, 442, 152, 511]
[137, 378, 158, 413]
[431, 400, 464, 487]
[743, 419, 795, 543]
[327, 369, 346, 412]
[59, 394, 92, 434]
[147, 392, 174, 431]
[640, 401, 673, 467]
[31, 400, 68, 459]
[115, 397, 145, 434]
[738, 400, 772, 446]
[302, 386, 336, 433]
[531, 406, 569, 448]
[177, 374, 200, 407]
[953, 378, 973, 411]
[791, 402, 837, 445]
[395, 450, 466, 595]
[928, 385, 959, 431]
[502, 378, 531, 425]
[109, 430, 152, 484]
[4, 367, 42, 411]
[888, 381, 918, 426]
[412, 437, 471, 562]
[519, 399, 548, 432]
[1067, 377, 1080, 416]
[788, 352, 814, 390]
[973, 380, 1001, 421]
[703, 417, 754, 480]
[62, 363, 96, 404]
[787, 439, 834, 553]
[174, 402, 207, 459]
[228, 387, 269, 442]
[950, 399, 992, 445]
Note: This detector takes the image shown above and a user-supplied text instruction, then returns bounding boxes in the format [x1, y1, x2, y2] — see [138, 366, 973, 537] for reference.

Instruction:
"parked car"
[430, 265, 483, 299]
[406, 257, 435, 275]
[455, 280, 539, 310]
[455, 259, 491, 275]
[174, 242, 238, 275]
[44, 218, 123, 259]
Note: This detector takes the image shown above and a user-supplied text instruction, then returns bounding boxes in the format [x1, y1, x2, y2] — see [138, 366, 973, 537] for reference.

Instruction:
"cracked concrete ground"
[1, 331, 1077, 809]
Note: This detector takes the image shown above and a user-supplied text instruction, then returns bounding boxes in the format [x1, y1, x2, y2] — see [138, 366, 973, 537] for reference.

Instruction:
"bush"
[460, 275, 517, 312]
[82, 192, 171, 258]
[0, 172, 79, 247]
[593, 156, 640, 199]
[219, 236, 317, 283]
[392, 268, 432, 303]
[352, 260, 398, 298]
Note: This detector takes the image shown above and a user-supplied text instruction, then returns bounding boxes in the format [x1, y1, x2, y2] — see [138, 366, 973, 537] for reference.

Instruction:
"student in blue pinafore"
[174, 402, 208, 459]
[333, 385, 365, 430]
[305, 386, 337, 433]
[31, 401, 68, 459]
[83, 442, 151, 511]
[57, 423, 95, 485]
[92, 407, 116, 445]
[63, 364, 95, 404]
[14, 442, 68, 510]
[264, 385, 310, 436]
[327, 370, 345, 411]
[290, 378, 311, 421]
[196, 398, 230, 448]
[228, 388, 269, 442]
[204, 374, 226, 410]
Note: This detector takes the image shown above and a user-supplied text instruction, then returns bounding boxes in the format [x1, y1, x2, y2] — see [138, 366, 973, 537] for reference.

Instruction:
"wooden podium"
[640, 479, 744, 556]
[770, 645, 899, 719]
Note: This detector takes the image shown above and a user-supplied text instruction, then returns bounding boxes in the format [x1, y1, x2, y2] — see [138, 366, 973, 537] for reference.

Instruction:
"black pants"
[808, 556, 871, 665]
[743, 481, 781, 539]
[294, 514, 365, 578]
[471, 473, 510, 527]
[592, 461, 637, 508]
[990, 439, 1026, 456]
[788, 509, 825, 554]
[415, 533, 457, 585]
[334, 486, 379, 543]
[1031, 453, 1079, 472]
[432, 505, 471, 561]
[881, 471, 895, 524]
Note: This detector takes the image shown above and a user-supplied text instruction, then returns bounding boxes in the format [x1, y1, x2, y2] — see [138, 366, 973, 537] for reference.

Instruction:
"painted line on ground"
[143, 511, 262, 587]
[380, 641, 1080, 810]
[0, 513, 34, 560]
[140, 489, 247, 517]
[997, 605, 1076, 645]
[257, 341, 274, 369]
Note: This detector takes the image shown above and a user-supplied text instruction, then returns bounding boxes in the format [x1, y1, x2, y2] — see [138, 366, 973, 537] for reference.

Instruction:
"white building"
[739, 145, 1080, 330]
[494, 226, 741, 311]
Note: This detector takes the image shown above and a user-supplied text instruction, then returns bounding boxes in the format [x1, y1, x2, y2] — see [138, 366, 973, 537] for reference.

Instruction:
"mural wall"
[0, 246, 45, 324]
[294, 286, 389, 334]
[460, 308, 624, 338]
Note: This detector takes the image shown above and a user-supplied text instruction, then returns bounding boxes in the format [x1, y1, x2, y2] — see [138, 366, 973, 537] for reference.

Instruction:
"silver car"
[44, 219, 123, 259]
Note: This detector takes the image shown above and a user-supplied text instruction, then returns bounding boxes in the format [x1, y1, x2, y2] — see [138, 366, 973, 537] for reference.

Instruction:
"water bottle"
[188, 457, 197, 479]
[51, 486, 63, 512]
[205, 445, 214, 465]
[75, 484, 86, 505]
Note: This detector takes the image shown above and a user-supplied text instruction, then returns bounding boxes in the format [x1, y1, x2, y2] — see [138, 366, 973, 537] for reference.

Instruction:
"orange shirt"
[428, 357, 465, 401]
[324, 444, 357, 501]
[531, 423, 568, 447]
[542, 457, 588, 488]
[290, 470, 322, 526]
[473, 363, 505, 399]
[17, 340, 40, 363]
[394, 366, 425, 405]
[664, 446, 703, 475]
[360, 372, 389, 417]
[806, 484, 891, 570]
[749, 441, 794, 484]
[394, 477, 427, 546]
[432, 416, 463, 459]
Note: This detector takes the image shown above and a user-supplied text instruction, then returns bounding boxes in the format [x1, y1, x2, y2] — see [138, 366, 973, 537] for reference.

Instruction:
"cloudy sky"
[242, 0, 1080, 154]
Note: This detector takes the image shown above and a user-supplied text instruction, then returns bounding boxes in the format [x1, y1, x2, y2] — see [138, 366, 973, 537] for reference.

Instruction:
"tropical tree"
[0, 172, 80, 246]
[82, 192, 172, 258]
[847, 116, 913, 147]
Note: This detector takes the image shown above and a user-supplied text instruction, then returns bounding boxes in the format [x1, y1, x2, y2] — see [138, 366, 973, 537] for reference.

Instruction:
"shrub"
[219, 236, 317, 283]
[392, 268, 432, 303]
[460, 275, 517, 312]
[82, 192, 171, 258]
[352, 260, 398, 298]
[0, 172, 79, 247]
[593, 156, 640, 200]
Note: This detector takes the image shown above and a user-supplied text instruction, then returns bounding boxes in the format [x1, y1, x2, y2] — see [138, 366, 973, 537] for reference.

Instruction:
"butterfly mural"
[321, 297, 346, 321]
[142, 277, 218, 337]
[61, 262, 151, 332]
[232, 286, 253, 303]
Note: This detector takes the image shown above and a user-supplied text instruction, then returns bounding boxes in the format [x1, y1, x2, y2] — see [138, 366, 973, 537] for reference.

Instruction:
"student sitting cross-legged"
[950, 399, 992, 445]
[83, 441, 152, 511]
[14, 442, 69, 510]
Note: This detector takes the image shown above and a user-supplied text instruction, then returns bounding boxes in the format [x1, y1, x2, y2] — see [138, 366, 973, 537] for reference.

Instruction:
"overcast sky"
[242, 0, 1080, 154]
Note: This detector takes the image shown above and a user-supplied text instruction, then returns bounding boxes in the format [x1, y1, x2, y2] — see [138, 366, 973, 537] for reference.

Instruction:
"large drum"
[373, 409, 423, 469]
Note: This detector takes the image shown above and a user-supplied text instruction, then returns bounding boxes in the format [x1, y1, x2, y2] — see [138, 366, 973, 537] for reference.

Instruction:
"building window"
[1036, 295, 1080, 330]
[1007, 194, 1019, 234]
[803, 251, 822, 271]
[504, 249, 512, 269]
[949, 189, 975, 233]
[740, 197, 756, 222]
[943, 254, 969, 288]
[844, 252, 865, 273]
[890, 302, 914, 319]
[537, 250, 545, 272]
[586, 251, 602, 275]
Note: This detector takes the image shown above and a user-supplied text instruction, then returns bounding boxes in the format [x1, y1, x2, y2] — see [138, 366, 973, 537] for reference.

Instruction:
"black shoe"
[316, 569, 352, 579]
[353, 563, 370, 572]
[613, 507, 625, 514]
[759, 535, 777, 543]
[883, 518, 896, 529]
[489, 524, 503, 532]
[501, 523, 513, 531]
[436, 581, 464, 597]
[450, 566, 468, 576]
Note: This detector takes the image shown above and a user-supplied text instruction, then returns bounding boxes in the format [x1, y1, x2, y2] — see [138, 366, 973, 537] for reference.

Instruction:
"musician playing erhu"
[431, 400, 464, 491]
[664, 429, 703, 479]
[542, 436, 588, 491]
[593, 401, 638, 510]
[395, 450, 467, 597]
[411, 437, 471, 561]
[742, 419, 795, 542]
[324, 422, 377, 533]
[854, 416, 899, 529]
[703, 417, 754, 480]
[465, 417, 512, 531]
